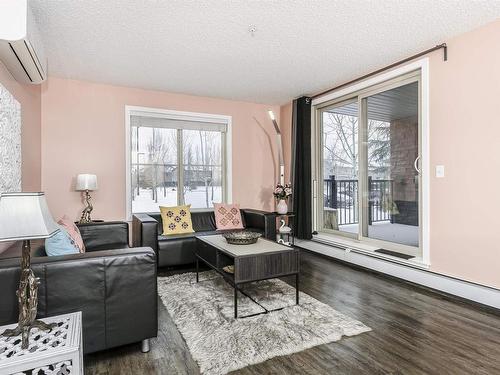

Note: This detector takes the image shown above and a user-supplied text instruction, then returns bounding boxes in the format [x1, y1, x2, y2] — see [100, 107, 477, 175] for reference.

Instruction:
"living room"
[0, 1, 499, 374]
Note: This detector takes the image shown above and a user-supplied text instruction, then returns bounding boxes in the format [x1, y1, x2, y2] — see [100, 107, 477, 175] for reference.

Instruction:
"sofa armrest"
[77, 221, 129, 252]
[132, 214, 159, 253]
[241, 209, 276, 240]
[0, 247, 157, 354]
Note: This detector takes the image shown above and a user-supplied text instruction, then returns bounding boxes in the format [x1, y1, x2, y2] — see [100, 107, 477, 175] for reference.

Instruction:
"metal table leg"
[296, 273, 300, 305]
[196, 258, 199, 283]
[234, 286, 238, 319]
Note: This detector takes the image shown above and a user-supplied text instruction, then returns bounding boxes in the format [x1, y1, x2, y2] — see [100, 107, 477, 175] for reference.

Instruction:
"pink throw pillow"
[214, 203, 244, 231]
[57, 215, 85, 253]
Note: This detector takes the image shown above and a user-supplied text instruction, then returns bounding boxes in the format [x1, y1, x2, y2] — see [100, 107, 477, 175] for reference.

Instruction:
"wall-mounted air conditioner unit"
[0, 0, 47, 84]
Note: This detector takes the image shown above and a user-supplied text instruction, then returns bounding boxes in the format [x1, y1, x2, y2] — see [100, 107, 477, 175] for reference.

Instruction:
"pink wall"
[40, 78, 281, 221]
[427, 19, 500, 289]
[279, 19, 500, 289]
[0, 62, 41, 192]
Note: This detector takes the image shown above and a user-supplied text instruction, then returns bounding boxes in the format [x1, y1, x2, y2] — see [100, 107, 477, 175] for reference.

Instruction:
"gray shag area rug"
[158, 271, 371, 375]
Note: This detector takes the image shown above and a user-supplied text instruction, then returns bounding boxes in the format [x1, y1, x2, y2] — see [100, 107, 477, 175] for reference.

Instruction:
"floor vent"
[374, 249, 414, 260]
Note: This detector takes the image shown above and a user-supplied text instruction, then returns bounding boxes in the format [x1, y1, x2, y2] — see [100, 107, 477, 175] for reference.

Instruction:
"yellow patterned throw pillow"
[159, 205, 195, 235]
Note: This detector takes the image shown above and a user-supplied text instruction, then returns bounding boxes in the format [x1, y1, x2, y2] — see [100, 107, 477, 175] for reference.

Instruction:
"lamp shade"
[0, 192, 60, 242]
[76, 174, 98, 191]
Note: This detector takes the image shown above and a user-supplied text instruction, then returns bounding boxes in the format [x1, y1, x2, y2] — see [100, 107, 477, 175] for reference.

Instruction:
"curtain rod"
[311, 43, 447, 100]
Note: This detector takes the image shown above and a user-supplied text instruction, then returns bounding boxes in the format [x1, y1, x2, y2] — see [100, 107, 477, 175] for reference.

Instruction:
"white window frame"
[125, 105, 232, 221]
[311, 58, 430, 266]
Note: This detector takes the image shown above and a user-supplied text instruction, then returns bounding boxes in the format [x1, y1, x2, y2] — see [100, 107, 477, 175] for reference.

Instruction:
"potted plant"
[273, 183, 292, 214]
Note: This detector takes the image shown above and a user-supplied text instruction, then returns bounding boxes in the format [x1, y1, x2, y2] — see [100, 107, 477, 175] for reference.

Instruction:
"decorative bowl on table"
[222, 231, 261, 245]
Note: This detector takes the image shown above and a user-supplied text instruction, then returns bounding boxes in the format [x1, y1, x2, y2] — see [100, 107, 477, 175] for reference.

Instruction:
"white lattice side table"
[0, 312, 83, 375]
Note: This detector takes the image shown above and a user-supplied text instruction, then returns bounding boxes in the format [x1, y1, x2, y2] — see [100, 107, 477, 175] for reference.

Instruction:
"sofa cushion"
[78, 221, 129, 252]
[157, 235, 199, 267]
[214, 203, 244, 230]
[160, 205, 195, 235]
[191, 210, 217, 231]
[45, 226, 80, 256]
[152, 210, 218, 233]
[58, 215, 85, 253]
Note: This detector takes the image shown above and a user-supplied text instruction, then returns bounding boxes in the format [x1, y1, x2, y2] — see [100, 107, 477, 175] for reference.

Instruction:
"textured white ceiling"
[31, 0, 500, 105]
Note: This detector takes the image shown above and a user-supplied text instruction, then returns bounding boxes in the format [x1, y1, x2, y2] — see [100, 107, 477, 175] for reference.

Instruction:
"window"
[126, 107, 231, 216]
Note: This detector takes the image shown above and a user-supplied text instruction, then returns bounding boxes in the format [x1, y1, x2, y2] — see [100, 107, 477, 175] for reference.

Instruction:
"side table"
[0, 312, 83, 375]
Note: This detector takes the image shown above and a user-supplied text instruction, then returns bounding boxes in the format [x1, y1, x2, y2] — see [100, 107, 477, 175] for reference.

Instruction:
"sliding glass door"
[361, 80, 420, 252]
[317, 72, 421, 256]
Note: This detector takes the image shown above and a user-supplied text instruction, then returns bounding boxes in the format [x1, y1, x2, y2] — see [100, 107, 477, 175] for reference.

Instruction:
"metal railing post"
[330, 175, 337, 209]
[368, 176, 373, 225]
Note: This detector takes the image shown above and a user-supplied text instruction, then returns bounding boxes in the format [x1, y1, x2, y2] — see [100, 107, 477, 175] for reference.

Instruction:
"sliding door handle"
[414, 156, 421, 174]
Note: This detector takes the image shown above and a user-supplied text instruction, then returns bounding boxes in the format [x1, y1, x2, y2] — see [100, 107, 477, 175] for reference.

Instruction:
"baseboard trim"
[296, 239, 500, 310]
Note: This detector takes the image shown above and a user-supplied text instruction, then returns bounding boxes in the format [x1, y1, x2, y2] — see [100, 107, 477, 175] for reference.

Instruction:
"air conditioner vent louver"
[0, 0, 47, 84]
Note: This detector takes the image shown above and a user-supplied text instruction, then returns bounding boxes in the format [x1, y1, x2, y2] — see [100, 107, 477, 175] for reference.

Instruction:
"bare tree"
[181, 130, 222, 207]
[323, 112, 390, 179]
[323, 113, 358, 179]
[145, 129, 175, 202]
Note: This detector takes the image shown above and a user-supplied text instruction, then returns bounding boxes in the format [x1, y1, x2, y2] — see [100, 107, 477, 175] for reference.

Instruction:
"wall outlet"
[436, 165, 445, 178]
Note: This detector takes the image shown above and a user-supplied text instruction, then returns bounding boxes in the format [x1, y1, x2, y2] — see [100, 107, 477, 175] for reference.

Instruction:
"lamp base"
[79, 190, 94, 224]
[2, 320, 56, 349]
[1, 240, 56, 349]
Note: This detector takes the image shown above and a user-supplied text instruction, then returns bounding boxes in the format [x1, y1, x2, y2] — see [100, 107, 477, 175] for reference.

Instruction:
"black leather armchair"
[133, 209, 276, 267]
[0, 222, 157, 354]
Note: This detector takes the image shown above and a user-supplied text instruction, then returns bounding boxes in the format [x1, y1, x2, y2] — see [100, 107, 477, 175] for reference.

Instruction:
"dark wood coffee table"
[195, 234, 300, 318]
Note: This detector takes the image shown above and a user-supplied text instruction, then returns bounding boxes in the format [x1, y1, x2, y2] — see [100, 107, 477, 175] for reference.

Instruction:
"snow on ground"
[325, 206, 417, 247]
[132, 186, 222, 213]
[341, 221, 419, 247]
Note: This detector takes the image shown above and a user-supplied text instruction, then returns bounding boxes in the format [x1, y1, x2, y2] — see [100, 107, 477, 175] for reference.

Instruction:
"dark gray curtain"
[292, 97, 312, 239]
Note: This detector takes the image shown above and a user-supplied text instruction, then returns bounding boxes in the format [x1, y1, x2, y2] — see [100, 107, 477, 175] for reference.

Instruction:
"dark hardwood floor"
[85, 250, 500, 374]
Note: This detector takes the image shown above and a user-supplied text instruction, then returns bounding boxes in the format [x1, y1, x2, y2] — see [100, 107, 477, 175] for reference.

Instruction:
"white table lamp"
[75, 174, 98, 223]
[0, 192, 60, 349]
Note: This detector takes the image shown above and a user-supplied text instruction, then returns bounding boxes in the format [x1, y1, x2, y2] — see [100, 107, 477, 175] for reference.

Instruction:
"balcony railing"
[324, 175, 393, 225]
